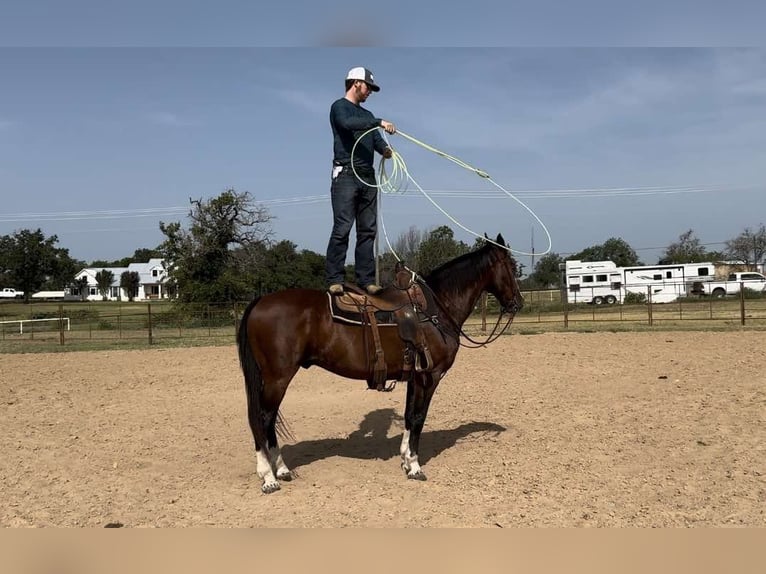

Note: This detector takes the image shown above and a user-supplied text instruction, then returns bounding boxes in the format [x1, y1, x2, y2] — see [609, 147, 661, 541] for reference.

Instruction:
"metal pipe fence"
[2, 291, 765, 352]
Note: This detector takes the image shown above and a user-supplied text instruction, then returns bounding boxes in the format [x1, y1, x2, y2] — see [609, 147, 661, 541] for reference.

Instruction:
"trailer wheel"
[712, 288, 726, 299]
[605, 295, 617, 305]
[592, 296, 604, 305]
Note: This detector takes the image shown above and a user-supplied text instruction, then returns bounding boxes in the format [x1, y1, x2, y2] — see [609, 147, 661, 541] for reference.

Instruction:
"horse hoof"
[407, 471, 427, 481]
[276, 471, 293, 482]
[261, 481, 281, 494]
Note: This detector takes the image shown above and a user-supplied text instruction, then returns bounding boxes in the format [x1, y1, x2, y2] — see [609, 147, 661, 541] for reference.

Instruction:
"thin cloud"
[146, 112, 198, 127]
[272, 88, 327, 116]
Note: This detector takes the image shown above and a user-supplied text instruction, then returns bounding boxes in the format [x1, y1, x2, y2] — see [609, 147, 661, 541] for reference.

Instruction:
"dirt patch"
[1, 331, 764, 527]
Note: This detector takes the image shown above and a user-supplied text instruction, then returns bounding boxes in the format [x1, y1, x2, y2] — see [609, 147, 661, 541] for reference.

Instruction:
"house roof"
[76, 258, 168, 287]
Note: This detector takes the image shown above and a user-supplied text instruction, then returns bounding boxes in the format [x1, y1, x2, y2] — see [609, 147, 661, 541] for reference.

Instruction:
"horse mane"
[423, 241, 518, 295]
[423, 243, 496, 294]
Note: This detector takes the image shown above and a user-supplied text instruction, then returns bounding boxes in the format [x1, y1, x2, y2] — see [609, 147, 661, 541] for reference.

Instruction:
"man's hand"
[382, 148, 393, 159]
[380, 120, 396, 134]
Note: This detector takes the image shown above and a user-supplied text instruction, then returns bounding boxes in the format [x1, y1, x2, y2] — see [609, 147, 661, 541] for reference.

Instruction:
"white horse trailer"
[622, 262, 715, 303]
[562, 260, 716, 304]
[562, 260, 625, 305]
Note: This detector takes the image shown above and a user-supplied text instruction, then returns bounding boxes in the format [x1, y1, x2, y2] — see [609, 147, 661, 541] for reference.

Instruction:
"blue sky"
[1, 5, 765, 270]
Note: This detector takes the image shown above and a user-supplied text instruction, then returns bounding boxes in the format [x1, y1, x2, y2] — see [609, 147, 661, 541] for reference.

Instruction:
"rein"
[416, 276, 518, 349]
[456, 309, 516, 348]
[412, 248, 522, 348]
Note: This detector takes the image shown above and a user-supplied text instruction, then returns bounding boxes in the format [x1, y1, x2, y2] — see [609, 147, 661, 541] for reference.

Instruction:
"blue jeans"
[325, 167, 378, 287]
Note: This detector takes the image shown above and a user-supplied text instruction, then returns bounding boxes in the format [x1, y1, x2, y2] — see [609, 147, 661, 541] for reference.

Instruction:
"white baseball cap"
[346, 67, 380, 92]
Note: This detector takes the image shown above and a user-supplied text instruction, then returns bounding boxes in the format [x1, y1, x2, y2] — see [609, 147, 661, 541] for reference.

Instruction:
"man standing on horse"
[325, 66, 397, 296]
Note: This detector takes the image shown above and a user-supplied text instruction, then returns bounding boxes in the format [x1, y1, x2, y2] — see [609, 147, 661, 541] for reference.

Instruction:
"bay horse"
[237, 233, 524, 493]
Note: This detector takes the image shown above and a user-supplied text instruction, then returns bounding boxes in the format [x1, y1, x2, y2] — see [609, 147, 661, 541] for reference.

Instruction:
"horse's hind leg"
[249, 410, 281, 494]
[251, 427, 280, 494]
[263, 371, 298, 484]
[247, 374, 295, 494]
[267, 418, 292, 482]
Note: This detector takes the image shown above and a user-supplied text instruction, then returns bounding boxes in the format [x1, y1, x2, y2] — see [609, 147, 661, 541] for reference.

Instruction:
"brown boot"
[328, 283, 344, 295]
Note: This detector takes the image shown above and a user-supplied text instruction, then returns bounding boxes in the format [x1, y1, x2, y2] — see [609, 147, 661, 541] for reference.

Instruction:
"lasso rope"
[350, 127, 553, 261]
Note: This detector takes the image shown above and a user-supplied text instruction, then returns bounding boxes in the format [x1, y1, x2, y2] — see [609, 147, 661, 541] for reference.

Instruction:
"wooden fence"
[2, 290, 765, 352]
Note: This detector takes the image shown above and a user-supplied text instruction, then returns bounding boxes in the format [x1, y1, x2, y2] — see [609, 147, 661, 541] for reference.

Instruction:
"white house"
[72, 258, 170, 302]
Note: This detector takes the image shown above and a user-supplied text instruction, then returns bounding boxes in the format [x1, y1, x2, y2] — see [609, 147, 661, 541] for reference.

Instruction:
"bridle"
[415, 253, 523, 348]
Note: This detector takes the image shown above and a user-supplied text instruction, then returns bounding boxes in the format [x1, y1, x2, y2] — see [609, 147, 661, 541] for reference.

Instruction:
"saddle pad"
[327, 293, 397, 326]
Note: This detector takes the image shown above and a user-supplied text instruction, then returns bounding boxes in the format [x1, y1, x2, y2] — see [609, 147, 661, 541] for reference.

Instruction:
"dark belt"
[334, 164, 375, 178]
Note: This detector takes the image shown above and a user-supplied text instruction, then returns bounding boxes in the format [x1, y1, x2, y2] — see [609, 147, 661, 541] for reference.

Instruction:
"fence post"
[647, 286, 653, 326]
[148, 302, 153, 345]
[740, 283, 746, 326]
[234, 302, 239, 339]
[561, 286, 569, 329]
[59, 304, 65, 346]
[480, 292, 487, 332]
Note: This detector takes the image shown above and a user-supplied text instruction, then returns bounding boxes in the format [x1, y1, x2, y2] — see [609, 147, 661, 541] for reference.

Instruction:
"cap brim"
[367, 83, 380, 92]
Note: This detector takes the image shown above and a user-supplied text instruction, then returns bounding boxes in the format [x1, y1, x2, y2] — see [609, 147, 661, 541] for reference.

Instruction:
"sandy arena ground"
[1, 331, 764, 527]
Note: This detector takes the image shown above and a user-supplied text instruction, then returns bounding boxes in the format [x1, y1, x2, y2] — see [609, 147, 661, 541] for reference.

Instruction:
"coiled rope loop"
[349, 127, 552, 259]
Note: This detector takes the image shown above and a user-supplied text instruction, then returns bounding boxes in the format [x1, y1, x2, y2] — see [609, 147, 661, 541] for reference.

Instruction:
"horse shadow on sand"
[280, 408, 506, 471]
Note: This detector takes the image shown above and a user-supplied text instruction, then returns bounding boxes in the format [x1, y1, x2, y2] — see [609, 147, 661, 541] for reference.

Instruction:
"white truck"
[0, 288, 24, 299]
[692, 272, 766, 298]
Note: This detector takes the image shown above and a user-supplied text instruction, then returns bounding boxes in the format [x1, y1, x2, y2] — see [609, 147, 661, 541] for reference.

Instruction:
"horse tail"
[237, 297, 268, 450]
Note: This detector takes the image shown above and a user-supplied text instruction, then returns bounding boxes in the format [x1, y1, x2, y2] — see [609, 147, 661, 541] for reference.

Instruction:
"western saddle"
[328, 265, 434, 391]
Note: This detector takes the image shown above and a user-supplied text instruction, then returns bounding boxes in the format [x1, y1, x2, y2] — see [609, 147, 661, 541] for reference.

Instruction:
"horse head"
[485, 233, 524, 315]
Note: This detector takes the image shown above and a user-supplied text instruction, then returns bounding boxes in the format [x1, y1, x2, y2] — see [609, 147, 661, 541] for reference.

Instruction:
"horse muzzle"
[502, 296, 524, 315]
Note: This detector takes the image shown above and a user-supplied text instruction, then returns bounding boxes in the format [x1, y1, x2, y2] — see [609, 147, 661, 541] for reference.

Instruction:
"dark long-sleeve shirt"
[330, 97, 389, 174]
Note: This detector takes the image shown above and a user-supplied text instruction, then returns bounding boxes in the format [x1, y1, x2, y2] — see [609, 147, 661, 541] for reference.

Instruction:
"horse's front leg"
[400, 372, 440, 480]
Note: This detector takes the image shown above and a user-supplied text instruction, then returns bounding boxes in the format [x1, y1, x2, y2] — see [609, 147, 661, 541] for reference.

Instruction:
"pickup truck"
[0, 287, 25, 299]
[692, 272, 766, 298]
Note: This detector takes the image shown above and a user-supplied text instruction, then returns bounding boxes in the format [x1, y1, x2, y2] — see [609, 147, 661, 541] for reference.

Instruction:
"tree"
[392, 225, 427, 269]
[95, 269, 114, 301]
[72, 276, 90, 301]
[374, 226, 428, 286]
[725, 224, 766, 268]
[158, 189, 273, 303]
[415, 226, 470, 276]
[659, 229, 711, 264]
[254, 240, 327, 293]
[120, 271, 141, 301]
[91, 247, 162, 268]
[528, 252, 564, 288]
[0, 228, 81, 302]
[572, 237, 641, 267]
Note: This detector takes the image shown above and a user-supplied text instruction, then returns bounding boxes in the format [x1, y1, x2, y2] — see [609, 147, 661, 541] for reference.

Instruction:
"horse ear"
[484, 233, 489, 240]
[496, 233, 506, 246]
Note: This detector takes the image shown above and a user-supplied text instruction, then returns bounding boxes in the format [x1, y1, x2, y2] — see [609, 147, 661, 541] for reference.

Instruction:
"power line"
[0, 184, 759, 223]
